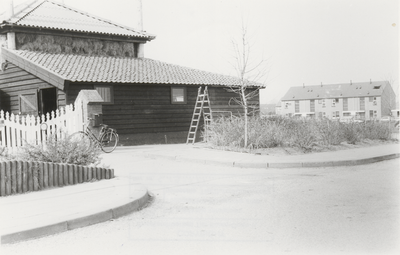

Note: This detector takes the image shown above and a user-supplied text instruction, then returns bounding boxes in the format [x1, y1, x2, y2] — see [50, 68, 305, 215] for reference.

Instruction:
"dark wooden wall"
[67, 83, 260, 134]
[0, 63, 66, 114]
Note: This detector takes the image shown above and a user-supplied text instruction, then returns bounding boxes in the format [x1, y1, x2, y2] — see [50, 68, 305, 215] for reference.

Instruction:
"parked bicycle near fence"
[69, 118, 119, 153]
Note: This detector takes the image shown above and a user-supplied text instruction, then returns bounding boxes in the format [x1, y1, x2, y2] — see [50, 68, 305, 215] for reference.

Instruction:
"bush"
[15, 133, 101, 166]
[206, 116, 394, 151]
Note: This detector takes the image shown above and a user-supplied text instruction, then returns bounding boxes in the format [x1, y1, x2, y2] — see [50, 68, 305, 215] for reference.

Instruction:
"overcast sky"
[3, 0, 399, 104]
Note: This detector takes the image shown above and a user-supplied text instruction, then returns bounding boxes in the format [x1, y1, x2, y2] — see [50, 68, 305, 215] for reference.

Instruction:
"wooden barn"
[0, 0, 264, 144]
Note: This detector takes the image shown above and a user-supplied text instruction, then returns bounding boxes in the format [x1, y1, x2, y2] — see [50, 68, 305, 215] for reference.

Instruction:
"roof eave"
[2, 47, 66, 90]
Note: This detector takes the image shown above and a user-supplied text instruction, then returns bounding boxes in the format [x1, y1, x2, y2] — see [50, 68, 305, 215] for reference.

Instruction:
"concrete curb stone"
[1, 188, 151, 244]
[144, 152, 400, 169]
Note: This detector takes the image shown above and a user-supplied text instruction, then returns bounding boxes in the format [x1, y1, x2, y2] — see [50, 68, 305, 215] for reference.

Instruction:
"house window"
[343, 98, 348, 111]
[360, 97, 365, 111]
[171, 87, 187, 104]
[310, 100, 315, 112]
[95, 85, 114, 104]
[332, 98, 339, 107]
[295, 100, 299, 113]
[19, 91, 38, 115]
[322, 99, 326, 108]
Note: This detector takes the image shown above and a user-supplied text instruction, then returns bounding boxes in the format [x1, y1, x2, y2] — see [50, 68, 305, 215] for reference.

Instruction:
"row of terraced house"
[277, 81, 397, 121]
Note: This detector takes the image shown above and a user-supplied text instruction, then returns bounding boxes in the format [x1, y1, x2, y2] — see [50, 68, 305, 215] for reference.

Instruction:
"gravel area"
[1, 152, 399, 255]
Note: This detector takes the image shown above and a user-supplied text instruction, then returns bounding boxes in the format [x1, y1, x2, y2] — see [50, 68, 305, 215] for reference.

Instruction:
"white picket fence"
[0, 103, 83, 153]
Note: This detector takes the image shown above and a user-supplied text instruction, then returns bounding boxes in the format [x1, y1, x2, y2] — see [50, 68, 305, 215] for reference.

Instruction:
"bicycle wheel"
[69, 131, 93, 152]
[100, 131, 118, 153]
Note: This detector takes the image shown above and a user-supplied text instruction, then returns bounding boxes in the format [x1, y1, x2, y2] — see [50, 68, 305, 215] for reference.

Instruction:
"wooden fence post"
[16, 161, 22, 194]
[10, 160, 17, 194]
[78, 165, 83, 183]
[27, 162, 33, 192]
[22, 161, 28, 193]
[53, 163, 59, 187]
[48, 163, 53, 187]
[43, 162, 48, 189]
[0, 162, 5, 196]
[5, 161, 11, 195]
[73, 165, 78, 184]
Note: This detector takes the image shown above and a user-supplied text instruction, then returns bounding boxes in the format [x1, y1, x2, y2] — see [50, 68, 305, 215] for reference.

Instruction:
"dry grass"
[205, 116, 397, 153]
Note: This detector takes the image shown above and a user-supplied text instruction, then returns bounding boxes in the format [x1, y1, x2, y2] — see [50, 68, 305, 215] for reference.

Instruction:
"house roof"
[281, 82, 388, 101]
[0, 0, 155, 40]
[2, 48, 264, 90]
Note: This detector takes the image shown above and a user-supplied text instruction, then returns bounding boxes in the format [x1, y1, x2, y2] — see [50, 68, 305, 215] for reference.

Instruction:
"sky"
[2, 0, 399, 104]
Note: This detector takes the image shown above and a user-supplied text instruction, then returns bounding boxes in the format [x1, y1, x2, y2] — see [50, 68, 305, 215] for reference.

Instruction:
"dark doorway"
[39, 88, 57, 115]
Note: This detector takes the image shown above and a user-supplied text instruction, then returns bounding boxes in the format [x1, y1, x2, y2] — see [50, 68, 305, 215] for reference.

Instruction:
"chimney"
[6, 0, 16, 50]
[6, 0, 14, 19]
[133, 0, 144, 58]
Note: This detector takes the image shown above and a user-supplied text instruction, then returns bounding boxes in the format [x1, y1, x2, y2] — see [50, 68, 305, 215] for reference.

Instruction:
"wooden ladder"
[186, 86, 212, 144]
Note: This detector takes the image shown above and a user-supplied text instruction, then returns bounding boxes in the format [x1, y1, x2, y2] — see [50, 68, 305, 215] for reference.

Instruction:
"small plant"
[16, 133, 101, 166]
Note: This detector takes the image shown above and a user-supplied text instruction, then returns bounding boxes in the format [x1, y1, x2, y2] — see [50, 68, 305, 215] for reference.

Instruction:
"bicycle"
[69, 118, 119, 153]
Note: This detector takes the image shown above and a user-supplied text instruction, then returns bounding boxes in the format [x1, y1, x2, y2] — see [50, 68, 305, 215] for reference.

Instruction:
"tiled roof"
[281, 82, 388, 101]
[4, 49, 264, 88]
[0, 0, 155, 40]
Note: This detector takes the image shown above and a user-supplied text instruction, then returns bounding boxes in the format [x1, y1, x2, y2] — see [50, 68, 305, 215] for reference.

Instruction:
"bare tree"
[227, 21, 268, 148]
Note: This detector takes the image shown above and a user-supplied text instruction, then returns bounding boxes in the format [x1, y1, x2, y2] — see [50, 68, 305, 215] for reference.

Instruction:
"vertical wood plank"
[33, 162, 39, 191]
[27, 162, 33, 192]
[38, 162, 44, 190]
[102, 168, 106, 180]
[22, 161, 28, 193]
[10, 161, 17, 194]
[83, 166, 87, 183]
[43, 162, 48, 189]
[64, 164, 69, 186]
[58, 164, 64, 187]
[68, 164, 74, 185]
[0, 162, 5, 196]
[53, 164, 59, 187]
[78, 165, 83, 183]
[105, 169, 110, 179]
[87, 166, 92, 181]
[110, 169, 114, 178]
[72, 165, 78, 184]
[97, 167, 101, 180]
[5, 161, 11, 195]
[48, 163, 54, 187]
[16, 161, 22, 193]
[91, 167, 96, 180]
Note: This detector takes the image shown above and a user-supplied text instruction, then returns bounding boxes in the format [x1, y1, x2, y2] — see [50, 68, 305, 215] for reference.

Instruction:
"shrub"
[206, 115, 394, 151]
[16, 133, 101, 166]
[314, 118, 344, 146]
[359, 121, 392, 140]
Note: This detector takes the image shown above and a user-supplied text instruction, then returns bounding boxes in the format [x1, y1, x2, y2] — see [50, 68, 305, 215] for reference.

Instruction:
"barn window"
[95, 85, 114, 104]
[171, 87, 187, 104]
[19, 91, 38, 115]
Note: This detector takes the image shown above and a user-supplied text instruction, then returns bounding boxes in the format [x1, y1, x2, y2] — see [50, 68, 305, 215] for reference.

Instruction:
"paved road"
[1, 150, 399, 255]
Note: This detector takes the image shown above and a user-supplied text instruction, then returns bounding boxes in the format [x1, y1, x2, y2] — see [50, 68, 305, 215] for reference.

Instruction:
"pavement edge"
[1, 189, 151, 244]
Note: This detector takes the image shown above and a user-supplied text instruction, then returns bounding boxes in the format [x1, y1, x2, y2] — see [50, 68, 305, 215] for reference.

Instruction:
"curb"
[1, 188, 151, 244]
[145, 153, 400, 169]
